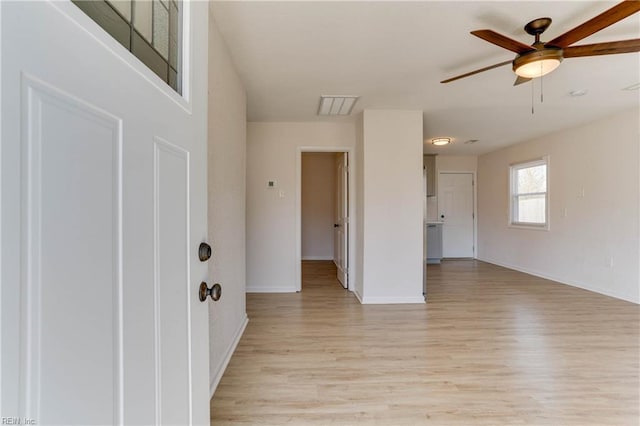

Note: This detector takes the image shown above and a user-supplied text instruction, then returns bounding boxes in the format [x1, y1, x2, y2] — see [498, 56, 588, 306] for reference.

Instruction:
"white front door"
[334, 153, 348, 288]
[1, 2, 209, 425]
[438, 173, 474, 258]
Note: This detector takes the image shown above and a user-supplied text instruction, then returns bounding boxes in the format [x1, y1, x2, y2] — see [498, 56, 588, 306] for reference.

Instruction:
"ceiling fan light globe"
[513, 48, 563, 78]
[515, 58, 561, 78]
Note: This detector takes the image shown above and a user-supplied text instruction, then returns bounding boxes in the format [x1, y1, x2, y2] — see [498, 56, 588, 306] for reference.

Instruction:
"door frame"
[296, 146, 355, 292]
[437, 171, 478, 258]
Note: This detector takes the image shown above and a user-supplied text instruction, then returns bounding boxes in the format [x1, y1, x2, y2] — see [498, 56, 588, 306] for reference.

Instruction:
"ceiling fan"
[441, 0, 640, 85]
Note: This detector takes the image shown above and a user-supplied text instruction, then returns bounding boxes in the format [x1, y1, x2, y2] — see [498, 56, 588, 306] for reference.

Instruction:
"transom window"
[509, 158, 549, 229]
[73, 0, 182, 94]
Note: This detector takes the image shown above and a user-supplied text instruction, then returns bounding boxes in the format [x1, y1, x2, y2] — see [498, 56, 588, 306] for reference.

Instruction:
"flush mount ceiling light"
[317, 96, 359, 116]
[513, 47, 563, 78]
[431, 138, 451, 146]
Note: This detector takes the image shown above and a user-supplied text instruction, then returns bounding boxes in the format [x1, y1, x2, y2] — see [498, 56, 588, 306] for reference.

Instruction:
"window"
[73, 0, 182, 94]
[509, 158, 548, 229]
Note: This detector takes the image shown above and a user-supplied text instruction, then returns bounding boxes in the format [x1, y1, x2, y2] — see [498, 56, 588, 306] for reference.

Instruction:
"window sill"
[508, 223, 549, 231]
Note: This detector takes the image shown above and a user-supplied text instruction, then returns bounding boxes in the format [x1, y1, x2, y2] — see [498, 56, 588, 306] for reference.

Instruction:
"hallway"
[210, 260, 639, 425]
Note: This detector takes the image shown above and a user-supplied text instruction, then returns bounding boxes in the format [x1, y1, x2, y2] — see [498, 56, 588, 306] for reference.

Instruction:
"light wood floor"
[210, 260, 639, 425]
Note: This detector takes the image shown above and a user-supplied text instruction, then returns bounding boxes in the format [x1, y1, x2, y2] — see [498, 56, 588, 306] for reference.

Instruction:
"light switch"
[279, 190, 285, 198]
[267, 180, 277, 188]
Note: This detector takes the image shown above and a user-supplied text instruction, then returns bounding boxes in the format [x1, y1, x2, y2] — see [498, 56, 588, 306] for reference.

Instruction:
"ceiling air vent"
[317, 96, 359, 116]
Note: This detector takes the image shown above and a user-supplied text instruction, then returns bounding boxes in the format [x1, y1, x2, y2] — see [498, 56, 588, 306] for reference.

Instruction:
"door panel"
[439, 173, 474, 258]
[23, 76, 123, 424]
[1, 2, 209, 424]
[154, 140, 192, 424]
[334, 153, 348, 288]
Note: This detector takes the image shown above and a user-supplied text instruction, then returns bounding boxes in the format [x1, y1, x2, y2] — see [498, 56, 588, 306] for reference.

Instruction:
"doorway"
[297, 149, 352, 291]
[438, 172, 475, 258]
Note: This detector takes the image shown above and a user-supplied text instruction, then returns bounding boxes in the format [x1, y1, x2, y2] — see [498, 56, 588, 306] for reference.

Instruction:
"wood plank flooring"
[210, 260, 639, 425]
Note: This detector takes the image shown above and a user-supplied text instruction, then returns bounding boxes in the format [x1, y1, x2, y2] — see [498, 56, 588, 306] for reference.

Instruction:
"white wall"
[437, 155, 478, 172]
[208, 11, 248, 395]
[477, 108, 639, 304]
[246, 122, 355, 292]
[355, 114, 365, 297]
[426, 156, 477, 221]
[357, 110, 424, 303]
[301, 153, 335, 260]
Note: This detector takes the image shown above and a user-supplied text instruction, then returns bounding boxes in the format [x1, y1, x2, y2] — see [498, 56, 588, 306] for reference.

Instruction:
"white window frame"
[509, 157, 549, 230]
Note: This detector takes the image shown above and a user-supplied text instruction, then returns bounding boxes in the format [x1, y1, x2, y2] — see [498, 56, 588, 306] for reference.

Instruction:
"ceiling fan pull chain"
[540, 62, 544, 103]
[531, 77, 535, 115]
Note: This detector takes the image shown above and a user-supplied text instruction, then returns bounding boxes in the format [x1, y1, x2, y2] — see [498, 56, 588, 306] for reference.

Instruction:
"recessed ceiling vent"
[317, 95, 359, 116]
[569, 89, 588, 97]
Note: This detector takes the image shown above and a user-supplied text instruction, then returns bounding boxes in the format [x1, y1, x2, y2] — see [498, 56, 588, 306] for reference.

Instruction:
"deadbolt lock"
[199, 242, 212, 262]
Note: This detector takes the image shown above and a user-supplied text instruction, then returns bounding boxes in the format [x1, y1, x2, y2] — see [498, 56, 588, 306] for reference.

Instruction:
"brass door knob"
[199, 282, 221, 302]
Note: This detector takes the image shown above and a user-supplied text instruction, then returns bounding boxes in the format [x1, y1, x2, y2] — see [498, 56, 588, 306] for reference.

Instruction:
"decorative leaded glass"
[73, 0, 182, 94]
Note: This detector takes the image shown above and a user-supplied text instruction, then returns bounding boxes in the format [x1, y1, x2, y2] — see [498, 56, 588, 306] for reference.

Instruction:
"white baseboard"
[352, 289, 424, 305]
[246, 286, 297, 293]
[359, 295, 425, 304]
[210, 314, 249, 398]
[301, 256, 333, 261]
[477, 256, 639, 304]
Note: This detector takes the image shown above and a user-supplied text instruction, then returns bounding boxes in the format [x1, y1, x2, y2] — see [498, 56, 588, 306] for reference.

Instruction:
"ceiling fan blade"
[471, 30, 535, 54]
[441, 60, 512, 83]
[547, 1, 640, 48]
[563, 39, 640, 57]
[514, 76, 532, 86]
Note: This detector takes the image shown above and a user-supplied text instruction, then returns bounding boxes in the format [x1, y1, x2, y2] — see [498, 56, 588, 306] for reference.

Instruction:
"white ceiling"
[209, 1, 640, 155]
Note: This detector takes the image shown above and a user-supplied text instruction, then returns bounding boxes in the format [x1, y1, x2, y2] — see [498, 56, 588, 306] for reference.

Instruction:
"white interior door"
[333, 153, 349, 288]
[438, 173, 474, 258]
[1, 2, 209, 425]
